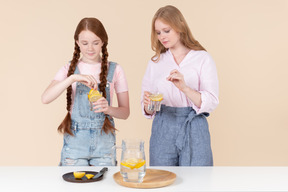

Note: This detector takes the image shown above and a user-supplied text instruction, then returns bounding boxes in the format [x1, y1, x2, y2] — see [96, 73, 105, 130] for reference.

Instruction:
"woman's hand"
[167, 69, 202, 108]
[143, 91, 154, 115]
[166, 69, 188, 92]
[93, 97, 110, 114]
[73, 74, 98, 90]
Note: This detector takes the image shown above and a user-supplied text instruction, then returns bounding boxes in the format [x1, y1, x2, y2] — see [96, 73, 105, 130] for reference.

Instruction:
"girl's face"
[77, 30, 104, 64]
[154, 19, 181, 49]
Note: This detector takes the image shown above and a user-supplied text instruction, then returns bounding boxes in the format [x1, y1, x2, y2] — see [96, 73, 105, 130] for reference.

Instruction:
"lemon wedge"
[149, 93, 163, 101]
[73, 171, 85, 179]
[88, 89, 102, 102]
[121, 158, 146, 169]
[85, 174, 95, 179]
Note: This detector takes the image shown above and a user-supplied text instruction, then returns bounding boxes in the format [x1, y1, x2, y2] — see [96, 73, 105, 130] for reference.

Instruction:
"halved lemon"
[85, 174, 95, 179]
[149, 93, 163, 101]
[88, 89, 102, 102]
[121, 158, 146, 169]
[73, 171, 85, 179]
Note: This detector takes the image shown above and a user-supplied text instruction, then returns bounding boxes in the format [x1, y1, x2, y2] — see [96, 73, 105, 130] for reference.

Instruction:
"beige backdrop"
[0, 0, 288, 166]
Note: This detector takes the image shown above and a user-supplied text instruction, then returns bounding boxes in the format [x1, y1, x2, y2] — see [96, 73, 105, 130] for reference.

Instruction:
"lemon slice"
[149, 93, 163, 101]
[73, 171, 85, 179]
[85, 174, 95, 179]
[134, 159, 146, 169]
[121, 158, 146, 169]
[88, 89, 102, 102]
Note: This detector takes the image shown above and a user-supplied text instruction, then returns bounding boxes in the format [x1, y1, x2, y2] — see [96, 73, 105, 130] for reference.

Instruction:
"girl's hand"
[93, 97, 110, 114]
[166, 69, 188, 91]
[73, 74, 98, 90]
[143, 91, 154, 115]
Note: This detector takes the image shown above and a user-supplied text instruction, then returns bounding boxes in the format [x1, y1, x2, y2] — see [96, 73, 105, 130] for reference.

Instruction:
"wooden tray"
[113, 169, 176, 188]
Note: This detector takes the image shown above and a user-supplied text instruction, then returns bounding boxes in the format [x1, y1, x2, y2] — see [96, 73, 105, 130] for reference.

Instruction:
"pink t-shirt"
[141, 49, 219, 118]
[54, 60, 128, 111]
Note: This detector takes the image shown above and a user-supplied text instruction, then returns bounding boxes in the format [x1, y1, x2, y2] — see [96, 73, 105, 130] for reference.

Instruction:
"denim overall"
[150, 105, 213, 166]
[60, 62, 117, 166]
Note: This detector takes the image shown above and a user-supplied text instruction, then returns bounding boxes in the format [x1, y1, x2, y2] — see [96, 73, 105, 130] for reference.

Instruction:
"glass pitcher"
[119, 139, 146, 183]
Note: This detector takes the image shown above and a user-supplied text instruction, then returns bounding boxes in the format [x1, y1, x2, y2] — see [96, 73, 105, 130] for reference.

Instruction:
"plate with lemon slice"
[62, 171, 102, 183]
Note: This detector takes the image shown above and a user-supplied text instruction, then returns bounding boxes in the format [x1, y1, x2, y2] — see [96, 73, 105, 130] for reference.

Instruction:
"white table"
[0, 166, 288, 191]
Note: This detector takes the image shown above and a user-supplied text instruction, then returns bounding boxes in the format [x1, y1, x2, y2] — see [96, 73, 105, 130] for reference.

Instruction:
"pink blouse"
[141, 49, 219, 118]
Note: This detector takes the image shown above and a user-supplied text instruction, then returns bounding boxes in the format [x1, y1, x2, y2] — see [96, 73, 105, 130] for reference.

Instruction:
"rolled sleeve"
[196, 54, 219, 114]
[141, 60, 155, 119]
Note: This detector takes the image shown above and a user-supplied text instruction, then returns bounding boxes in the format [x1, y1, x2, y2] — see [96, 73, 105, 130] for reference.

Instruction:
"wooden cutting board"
[113, 169, 176, 189]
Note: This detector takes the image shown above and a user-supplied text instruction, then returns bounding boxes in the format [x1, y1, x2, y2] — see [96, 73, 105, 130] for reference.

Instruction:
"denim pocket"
[78, 95, 90, 118]
[96, 130, 115, 156]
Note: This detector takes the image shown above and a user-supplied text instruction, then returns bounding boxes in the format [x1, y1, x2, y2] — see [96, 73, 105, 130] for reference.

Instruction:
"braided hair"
[58, 18, 115, 136]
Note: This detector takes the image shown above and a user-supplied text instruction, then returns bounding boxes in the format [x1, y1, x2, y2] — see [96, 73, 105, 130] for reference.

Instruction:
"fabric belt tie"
[175, 111, 209, 165]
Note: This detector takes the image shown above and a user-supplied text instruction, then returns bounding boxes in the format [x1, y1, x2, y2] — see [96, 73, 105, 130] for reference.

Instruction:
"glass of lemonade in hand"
[88, 89, 102, 111]
[148, 93, 163, 112]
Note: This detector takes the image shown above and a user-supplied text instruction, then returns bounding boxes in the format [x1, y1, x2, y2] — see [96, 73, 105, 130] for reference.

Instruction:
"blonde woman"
[141, 5, 219, 166]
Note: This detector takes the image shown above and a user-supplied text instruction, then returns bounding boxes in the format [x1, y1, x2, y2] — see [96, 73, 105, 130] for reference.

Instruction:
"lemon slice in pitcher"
[88, 89, 102, 102]
[121, 158, 146, 169]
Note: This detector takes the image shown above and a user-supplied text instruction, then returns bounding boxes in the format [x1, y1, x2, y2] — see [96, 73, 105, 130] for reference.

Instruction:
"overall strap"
[105, 62, 117, 106]
[74, 66, 80, 74]
[107, 62, 117, 83]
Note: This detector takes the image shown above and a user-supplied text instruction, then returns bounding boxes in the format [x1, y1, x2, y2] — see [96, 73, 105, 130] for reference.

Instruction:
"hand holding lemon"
[88, 89, 102, 111]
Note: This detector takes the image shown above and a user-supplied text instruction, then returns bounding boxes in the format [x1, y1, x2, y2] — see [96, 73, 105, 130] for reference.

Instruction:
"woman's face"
[154, 19, 181, 49]
[76, 30, 104, 64]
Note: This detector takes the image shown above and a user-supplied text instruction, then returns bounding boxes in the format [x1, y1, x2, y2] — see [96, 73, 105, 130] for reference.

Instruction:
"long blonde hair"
[151, 5, 206, 62]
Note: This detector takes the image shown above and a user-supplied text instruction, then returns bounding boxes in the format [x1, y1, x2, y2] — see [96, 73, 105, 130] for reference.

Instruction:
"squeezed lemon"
[73, 171, 85, 179]
[85, 174, 95, 179]
[149, 93, 163, 101]
[121, 158, 146, 169]
[88, 89, 102, 102]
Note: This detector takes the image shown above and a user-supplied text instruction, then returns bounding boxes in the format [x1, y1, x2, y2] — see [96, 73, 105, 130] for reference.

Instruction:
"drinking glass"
[148, 92, 163, 112]
[88, 91, 102, 111]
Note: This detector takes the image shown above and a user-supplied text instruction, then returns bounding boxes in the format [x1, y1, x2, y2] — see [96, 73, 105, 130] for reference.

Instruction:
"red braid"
[57, 42, 80, 136]
[99, 43, 117, 134]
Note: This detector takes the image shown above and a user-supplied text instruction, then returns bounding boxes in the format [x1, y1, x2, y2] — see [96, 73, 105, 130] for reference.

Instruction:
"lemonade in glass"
[88, 89, 102, 111]
[148, 93, 163, 112]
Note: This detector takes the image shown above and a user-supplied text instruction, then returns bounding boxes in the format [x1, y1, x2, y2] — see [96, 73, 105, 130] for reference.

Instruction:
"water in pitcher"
[120, 139, 146, 183]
